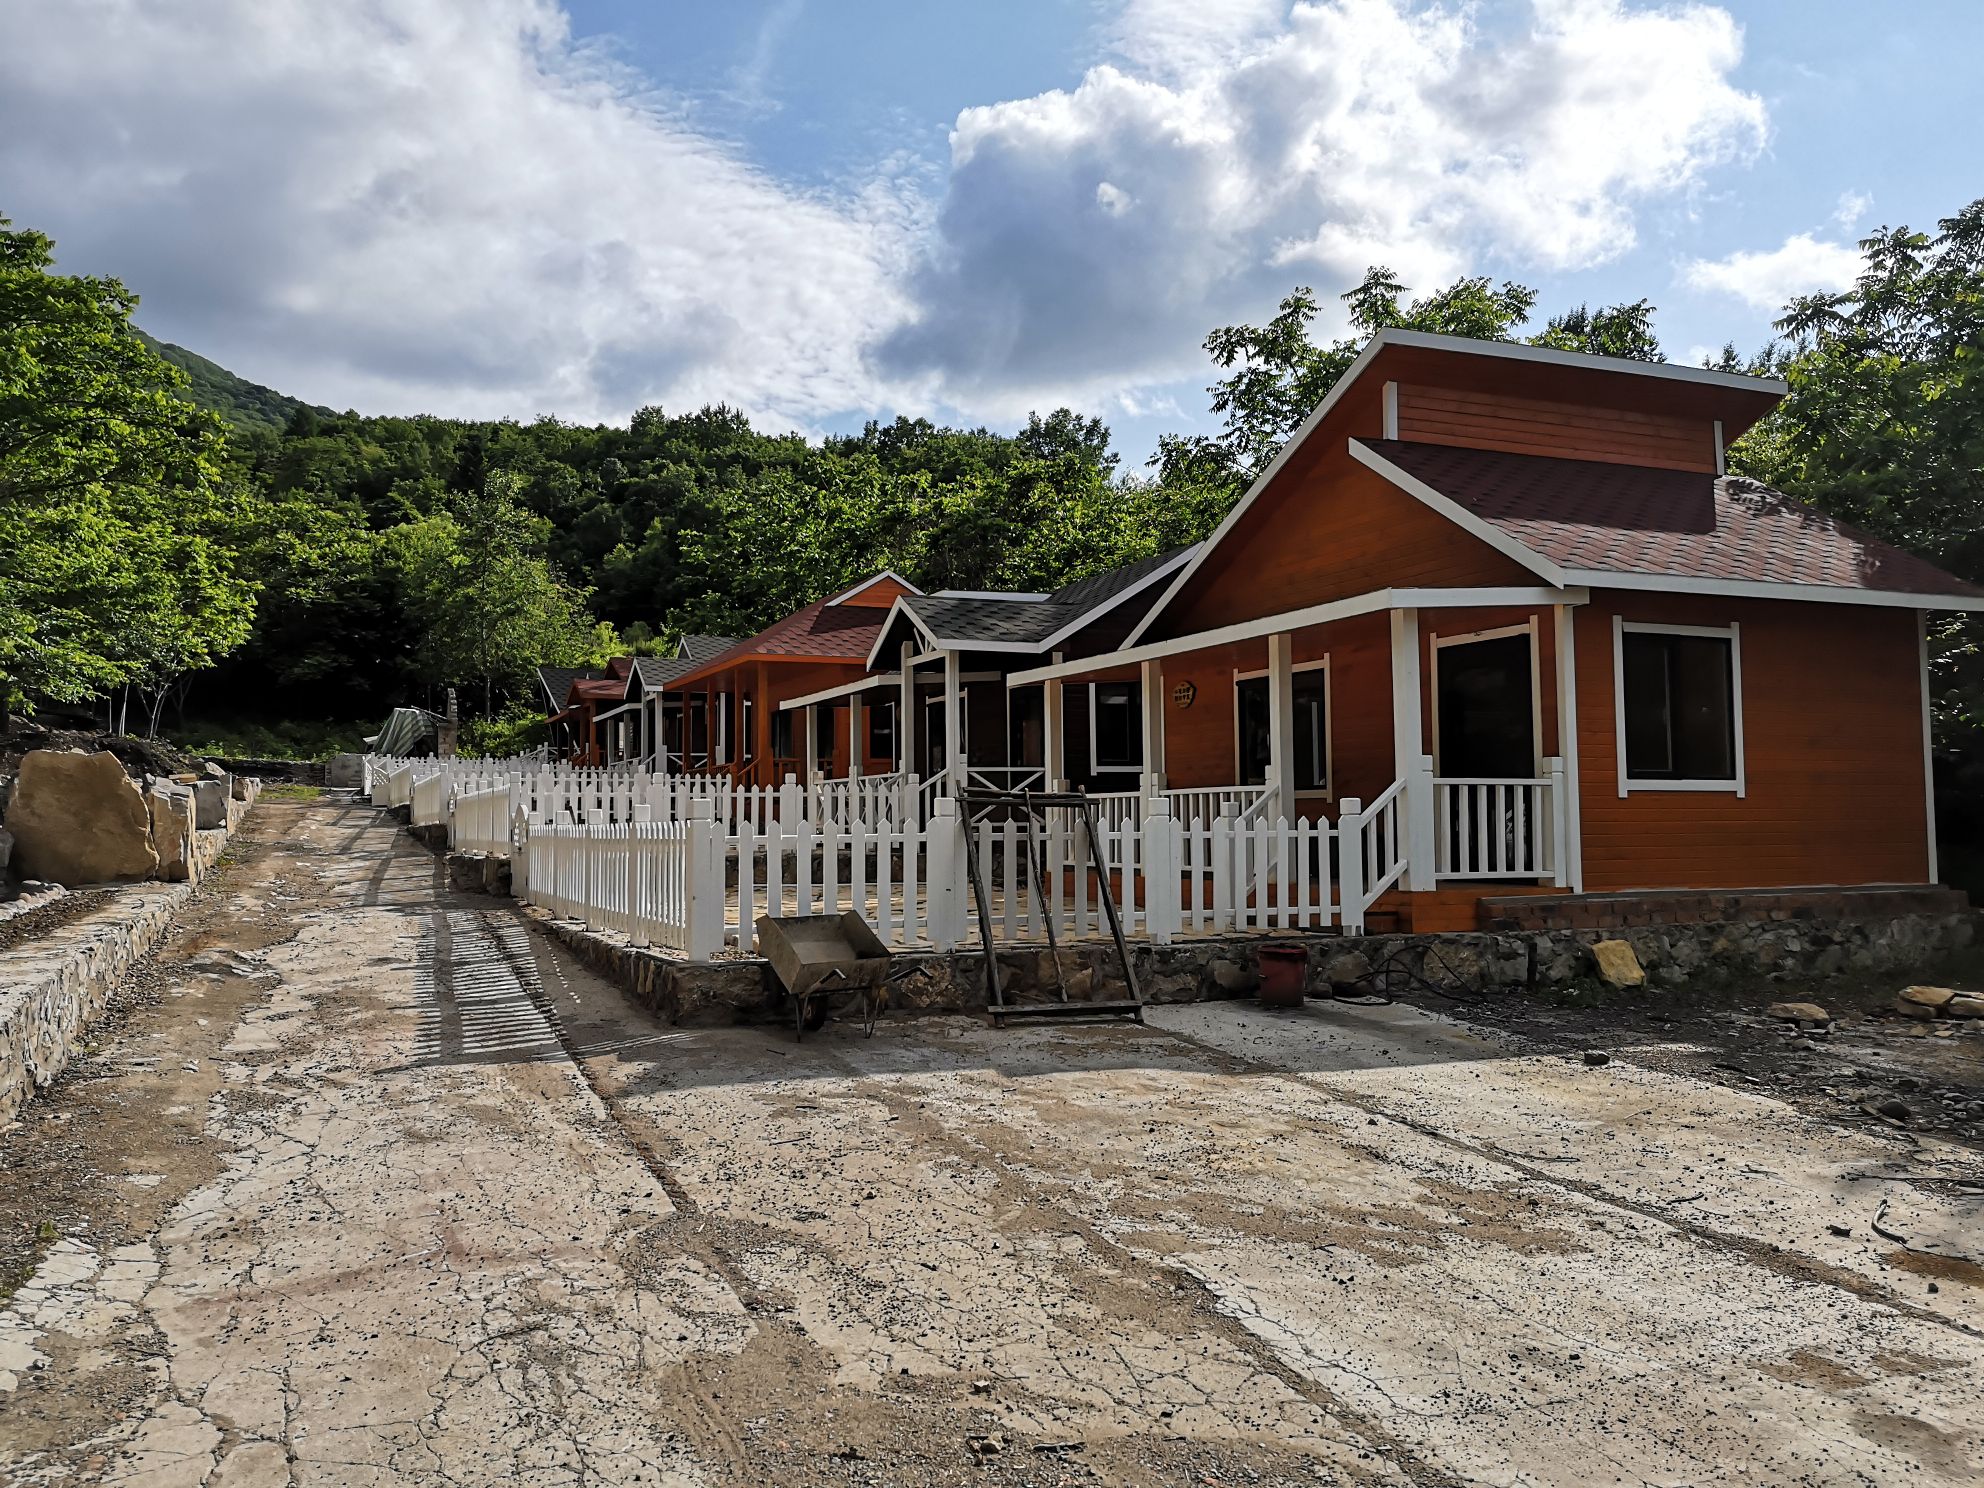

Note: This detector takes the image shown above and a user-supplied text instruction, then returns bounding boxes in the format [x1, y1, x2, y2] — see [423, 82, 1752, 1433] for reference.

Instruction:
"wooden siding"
[1397, 385, 1718, 473]
[1163, 459, 1538, 635]
[1575, 594, 1931, 890]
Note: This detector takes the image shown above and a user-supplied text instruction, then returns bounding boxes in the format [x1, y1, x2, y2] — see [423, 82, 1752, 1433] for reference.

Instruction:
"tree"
[1727, 201, 1984, 772]
[385, 472, 603, 714]
[0, 216, 256, 721]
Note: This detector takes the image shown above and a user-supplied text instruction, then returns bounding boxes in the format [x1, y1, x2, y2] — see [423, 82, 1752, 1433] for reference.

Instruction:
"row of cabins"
[539, 330, 1984, 931]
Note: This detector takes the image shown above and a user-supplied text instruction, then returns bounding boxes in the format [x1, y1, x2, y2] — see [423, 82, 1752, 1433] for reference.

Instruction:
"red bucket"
[1257, 944, 1308, 1007]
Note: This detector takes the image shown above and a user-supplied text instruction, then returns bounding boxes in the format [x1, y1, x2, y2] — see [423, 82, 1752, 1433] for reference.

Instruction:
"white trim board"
[1611, 616, 1746, 797]
[1558, 568, 1984, 613]
[1123, 326, 1787, 647]
[1007, 586, 1590, 687]
[779, 672, 903, 711]
[825, 570, 921, 606]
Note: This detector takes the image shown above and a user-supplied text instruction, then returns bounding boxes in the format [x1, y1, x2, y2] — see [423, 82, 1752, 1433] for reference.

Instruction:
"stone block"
[326, 753, 365, 789]
[1590, 939, 1645, 988]
[0, 825, 12, 876]
[230, 774, 250, 801]
[191, 778, 230, 829]
[1947, 994, 1984, 1019]
[4, 750, 159, 886]
[147, 784, 196, 882]
[1896, 985, 1956, 1018]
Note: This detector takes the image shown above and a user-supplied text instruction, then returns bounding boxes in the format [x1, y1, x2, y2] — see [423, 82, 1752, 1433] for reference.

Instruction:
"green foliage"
[384, 471, 602, 706]
[168, 715, 369, 761]
[135, 329, 330, 434]
[0, 217, 257, 719]
[1726, 199, 1984, 778]
[460, 701, 549, 759]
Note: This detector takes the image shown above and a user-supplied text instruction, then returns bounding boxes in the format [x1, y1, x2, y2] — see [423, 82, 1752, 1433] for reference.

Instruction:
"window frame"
[1231, 657, 1333, 799]
[1612, 617, 1745, 797]
[1087, 680, 1143, 774]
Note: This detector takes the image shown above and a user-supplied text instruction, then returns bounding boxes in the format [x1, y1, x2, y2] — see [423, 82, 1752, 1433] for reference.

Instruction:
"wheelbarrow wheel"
[795, 991, 831, 1037]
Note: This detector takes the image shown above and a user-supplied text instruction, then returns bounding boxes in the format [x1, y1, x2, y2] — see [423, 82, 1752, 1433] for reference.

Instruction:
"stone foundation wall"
[0, 796, 259, 1124]
[511, 901, 1979, 1030]
[1479, 884, 1968, 934]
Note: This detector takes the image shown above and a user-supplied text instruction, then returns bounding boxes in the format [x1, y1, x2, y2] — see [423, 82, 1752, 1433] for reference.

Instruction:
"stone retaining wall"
[0, 792, 259, 1125]
[512, 899, 1979, 1030]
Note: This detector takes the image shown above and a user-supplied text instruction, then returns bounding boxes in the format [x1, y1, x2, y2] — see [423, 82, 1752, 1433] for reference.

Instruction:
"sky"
[3, 0, 1979, 466]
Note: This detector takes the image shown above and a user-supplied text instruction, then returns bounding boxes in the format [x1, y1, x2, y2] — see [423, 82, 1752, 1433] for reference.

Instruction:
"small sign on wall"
[1171, 680, 1197, 709]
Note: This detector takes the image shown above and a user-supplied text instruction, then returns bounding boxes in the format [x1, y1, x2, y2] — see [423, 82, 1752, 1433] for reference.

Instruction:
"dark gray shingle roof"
[677, 634, 736, 662]
[537, 665, 602, 707]
[901, 546, 1198, 650]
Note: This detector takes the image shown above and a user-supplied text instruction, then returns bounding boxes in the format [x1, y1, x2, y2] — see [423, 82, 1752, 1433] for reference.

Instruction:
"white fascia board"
[1124, 336, 1395, 648]
[1039, 544, 1200, 652]
[1006, 584, 1588, 687]
[1563, 569, 1984, 612]
[780, 672, 904, 711]
[827, 569, 922, 606]
[590, 700, 640, 721]
[861, 597, 941, 670]
[1346, 440, 1568, 585]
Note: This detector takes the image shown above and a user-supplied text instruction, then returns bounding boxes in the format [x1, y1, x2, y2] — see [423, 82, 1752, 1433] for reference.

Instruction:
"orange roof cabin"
[657, 574, 921, 786]
[1014, 330, 1984, 931]
[544, 656, 641, 767]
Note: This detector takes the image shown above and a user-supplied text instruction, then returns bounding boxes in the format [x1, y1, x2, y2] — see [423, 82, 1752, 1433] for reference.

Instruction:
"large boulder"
[4, 749, 158, 885]
[147, 781, 196, 882]
[326, 753, 364, 789]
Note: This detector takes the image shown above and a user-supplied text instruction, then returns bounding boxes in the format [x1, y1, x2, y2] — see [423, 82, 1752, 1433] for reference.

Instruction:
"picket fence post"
[925, 795, 966, 951]
[684, 799, 724, 963]
[1337, 797, 1366, 934]
[1142, 798, 1179, 945]
[1545, 755, 1569, 887]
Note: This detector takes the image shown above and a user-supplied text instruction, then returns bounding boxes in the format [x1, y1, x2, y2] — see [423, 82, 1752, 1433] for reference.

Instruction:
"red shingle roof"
[671, 595, 892, 687]
[1365, 440, 1983, 599]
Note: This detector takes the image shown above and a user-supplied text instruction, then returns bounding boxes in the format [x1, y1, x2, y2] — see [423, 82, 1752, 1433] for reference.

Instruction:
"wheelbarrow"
[755, 911, 894, 1040]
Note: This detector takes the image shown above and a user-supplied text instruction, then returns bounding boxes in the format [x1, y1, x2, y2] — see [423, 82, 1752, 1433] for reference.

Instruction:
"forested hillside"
[6, 203, 1982, 782]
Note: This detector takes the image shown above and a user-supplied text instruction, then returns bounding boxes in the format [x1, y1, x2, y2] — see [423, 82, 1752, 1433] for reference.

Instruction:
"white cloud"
[881, 0, 1768, 415]
[0, 0, 915, 426]
[1, 0, 1770, 428]
[1682, 232, 1863, 311]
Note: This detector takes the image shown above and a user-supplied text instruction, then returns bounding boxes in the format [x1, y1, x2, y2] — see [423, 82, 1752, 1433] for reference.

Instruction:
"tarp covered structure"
[364, 707, 444, 757]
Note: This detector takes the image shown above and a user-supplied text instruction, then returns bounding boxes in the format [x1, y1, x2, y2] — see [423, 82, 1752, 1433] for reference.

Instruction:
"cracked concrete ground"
[3, 798, 1982, 1486]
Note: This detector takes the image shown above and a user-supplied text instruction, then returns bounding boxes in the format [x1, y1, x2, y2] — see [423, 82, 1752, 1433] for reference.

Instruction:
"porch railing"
[1432, 759, 1566, 881]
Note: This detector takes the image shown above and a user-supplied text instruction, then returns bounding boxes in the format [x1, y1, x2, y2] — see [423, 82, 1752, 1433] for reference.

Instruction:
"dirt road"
[2, 798, 1981, 1485]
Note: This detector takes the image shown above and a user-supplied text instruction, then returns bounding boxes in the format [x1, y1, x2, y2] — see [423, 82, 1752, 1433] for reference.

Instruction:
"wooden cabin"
[770, 547, 1199, 801]
[658, 574, 920, 786]
[1012, 329, 1984, 929]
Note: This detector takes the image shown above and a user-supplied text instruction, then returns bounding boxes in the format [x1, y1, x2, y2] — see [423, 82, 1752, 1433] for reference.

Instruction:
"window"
[1616, 621, 1742, 791]
[814, 704, 837, 762]
[771, 709, 794, 761]
[1090, 681, 1142, 772]
[867, 699, 896, 761]
[1009, 686, 1044, 769]
[739, 695, 755, 761]
[687, 697, 708, 761]
[1235, 664, 1330, 792]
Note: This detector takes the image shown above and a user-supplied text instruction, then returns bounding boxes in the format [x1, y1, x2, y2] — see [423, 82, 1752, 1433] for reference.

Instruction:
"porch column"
[1265, 632, 1294, 813]
[1140, 657, 1166, 805]
[1553, 603, 1585, 892]
[942, 649, 965, 792]
[1392, 608, 1437, 891]
[1043, 675, 1066, 790]
[1920, 610, 1940, 885]
[655, 698, 671, 779]
[848, 691, 865, 778]
[899, 642, 918, 773]
[803, 702, 820, 783]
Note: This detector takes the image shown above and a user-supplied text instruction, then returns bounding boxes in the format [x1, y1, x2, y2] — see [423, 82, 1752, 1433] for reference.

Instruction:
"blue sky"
[4, 1, 1979, 465]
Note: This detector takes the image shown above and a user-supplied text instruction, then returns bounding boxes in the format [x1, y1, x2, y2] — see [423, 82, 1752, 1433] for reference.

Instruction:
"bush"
[460, 704, 547, 759]
[168, 717, 369, 761]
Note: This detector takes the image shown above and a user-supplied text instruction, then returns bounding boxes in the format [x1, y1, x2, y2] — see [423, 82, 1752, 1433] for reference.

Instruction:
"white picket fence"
[515, 787, 1429, 963]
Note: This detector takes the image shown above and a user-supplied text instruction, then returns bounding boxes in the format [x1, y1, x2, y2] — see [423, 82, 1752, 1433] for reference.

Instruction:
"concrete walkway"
[1, 798, 1980, 1486]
